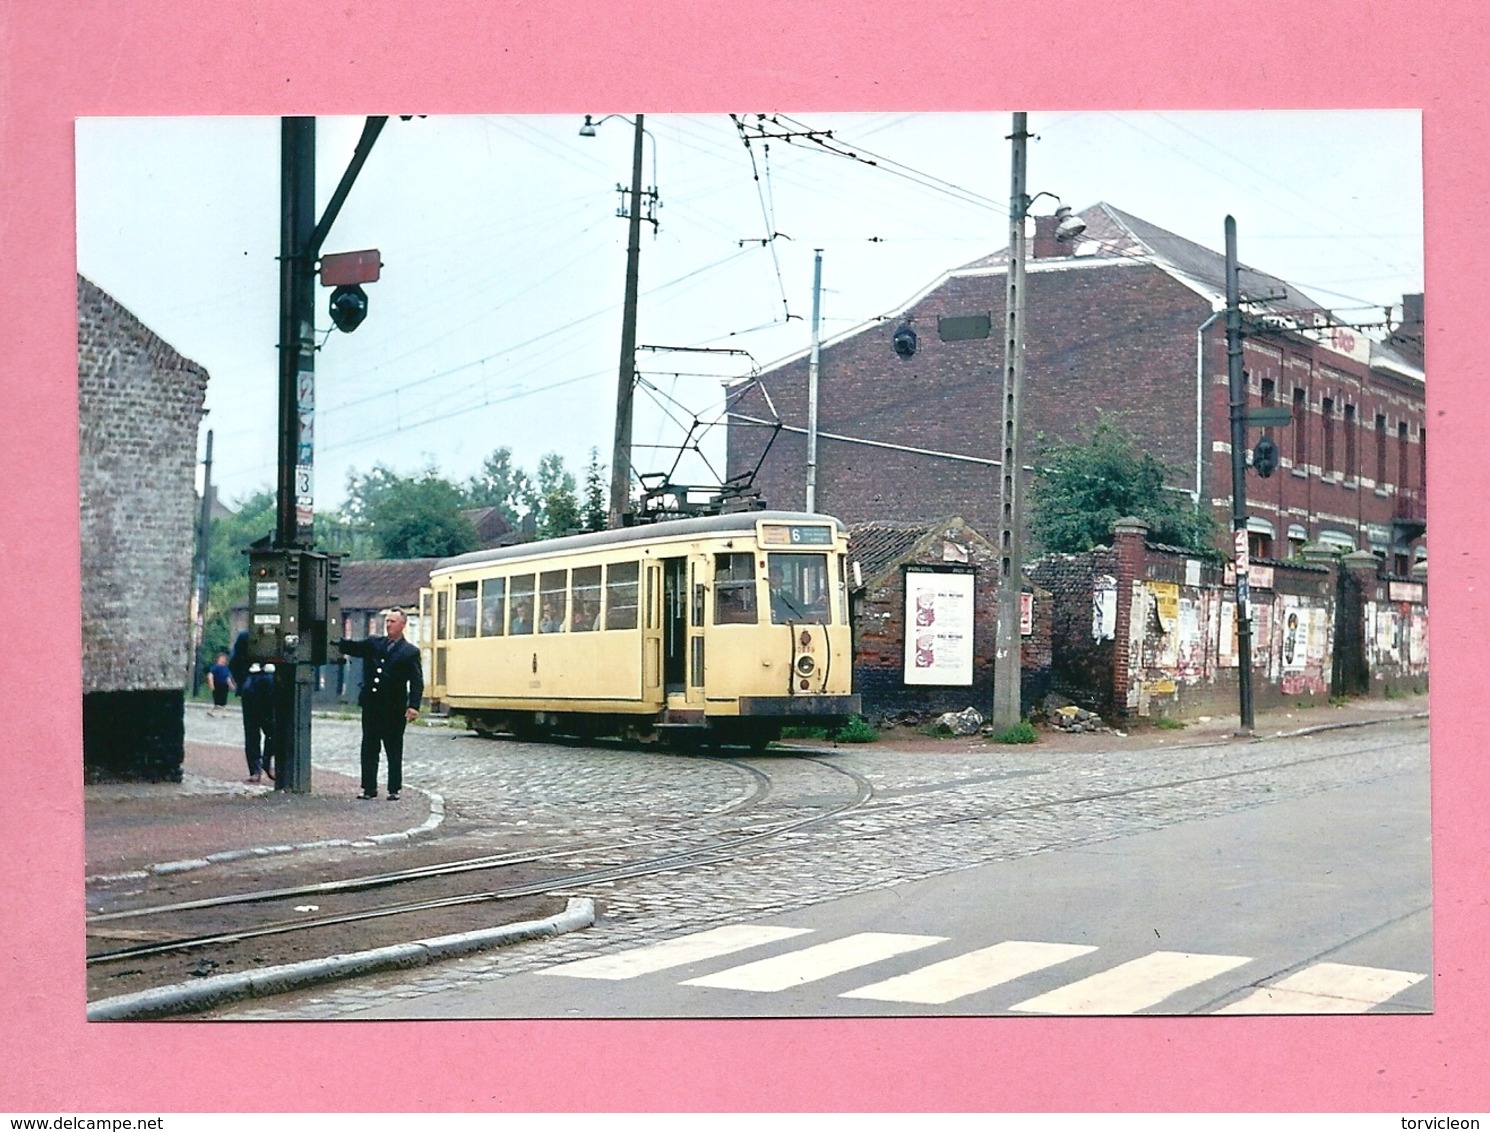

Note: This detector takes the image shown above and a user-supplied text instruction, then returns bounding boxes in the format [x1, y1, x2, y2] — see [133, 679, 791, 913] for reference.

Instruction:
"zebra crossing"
[539, 924, 1425, 1014]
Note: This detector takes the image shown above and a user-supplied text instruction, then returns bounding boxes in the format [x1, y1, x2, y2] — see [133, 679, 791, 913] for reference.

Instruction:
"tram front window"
[767, 552, 831, 625]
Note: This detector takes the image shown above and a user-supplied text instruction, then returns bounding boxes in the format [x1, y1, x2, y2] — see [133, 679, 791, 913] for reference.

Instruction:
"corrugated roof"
[338, 558, 440, 610]
[847, 522, 934, 585]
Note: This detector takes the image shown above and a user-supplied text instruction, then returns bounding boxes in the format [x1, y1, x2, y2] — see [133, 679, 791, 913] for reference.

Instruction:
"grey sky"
[74, 110, 1422, 515]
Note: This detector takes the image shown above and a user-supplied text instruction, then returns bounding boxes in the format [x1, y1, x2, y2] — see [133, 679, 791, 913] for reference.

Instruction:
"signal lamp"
[329, 284, 369, 333]
[1252, 435, 1280, 478]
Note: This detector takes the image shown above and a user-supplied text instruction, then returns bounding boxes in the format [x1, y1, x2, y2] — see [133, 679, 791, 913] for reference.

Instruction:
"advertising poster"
[903, 568, 974, 686]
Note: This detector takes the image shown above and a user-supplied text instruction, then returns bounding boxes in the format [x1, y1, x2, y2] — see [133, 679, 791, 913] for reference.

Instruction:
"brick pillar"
[1110, 517, 1150, 719]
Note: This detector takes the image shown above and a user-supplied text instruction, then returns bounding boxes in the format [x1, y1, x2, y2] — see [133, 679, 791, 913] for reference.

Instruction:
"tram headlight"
[795, 655, 816, 677]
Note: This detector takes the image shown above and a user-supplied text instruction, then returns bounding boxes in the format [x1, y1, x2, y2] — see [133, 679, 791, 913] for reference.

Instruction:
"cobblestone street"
[188, 704, 1428, 1020]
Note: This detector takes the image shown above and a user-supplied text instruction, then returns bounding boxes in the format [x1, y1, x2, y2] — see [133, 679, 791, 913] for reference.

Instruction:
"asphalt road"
[199, 712, 1430, 1020]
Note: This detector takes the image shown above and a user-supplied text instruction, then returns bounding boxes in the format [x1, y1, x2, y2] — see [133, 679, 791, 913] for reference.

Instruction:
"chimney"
[1031, 214, 1069, 260]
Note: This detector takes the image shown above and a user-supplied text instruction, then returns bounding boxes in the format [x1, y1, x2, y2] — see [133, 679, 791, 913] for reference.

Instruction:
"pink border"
[3, 1, 1484, 1112]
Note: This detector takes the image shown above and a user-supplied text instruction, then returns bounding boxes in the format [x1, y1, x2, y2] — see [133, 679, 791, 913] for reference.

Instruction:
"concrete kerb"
[85, 790, 448, 886]
[86, 896, 596, 1021]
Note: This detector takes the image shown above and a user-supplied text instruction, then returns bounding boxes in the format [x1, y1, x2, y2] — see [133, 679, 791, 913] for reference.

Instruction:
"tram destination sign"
[759, 522, 834, 546]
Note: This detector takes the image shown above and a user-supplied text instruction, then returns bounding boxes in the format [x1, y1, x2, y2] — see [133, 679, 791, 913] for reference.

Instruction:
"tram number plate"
[761, 523, 833, 546]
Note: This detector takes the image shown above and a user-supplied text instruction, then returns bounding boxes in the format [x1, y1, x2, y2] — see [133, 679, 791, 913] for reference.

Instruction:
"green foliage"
[367, 472, 480, 558]
[582, 448, 608, 532]
[833, 715, 879, 744]
[535, 453, 580, 538]
[1029, 417, 1216, 554]
[993, 721, 1038, 744]
[1154, 716, 1186, 730]
[464, 447, 537, 527]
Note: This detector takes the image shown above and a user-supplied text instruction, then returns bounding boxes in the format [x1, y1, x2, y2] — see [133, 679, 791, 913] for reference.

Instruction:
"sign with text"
[903, 568, 974, 686]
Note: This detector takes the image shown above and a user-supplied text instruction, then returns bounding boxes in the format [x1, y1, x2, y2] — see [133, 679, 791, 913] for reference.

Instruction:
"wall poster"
[904, 567, 975, 686]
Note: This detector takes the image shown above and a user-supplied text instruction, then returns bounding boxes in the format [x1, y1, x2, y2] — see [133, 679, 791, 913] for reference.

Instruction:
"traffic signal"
[329, 284, 369, 332]
[1252, 434, 1280, 478]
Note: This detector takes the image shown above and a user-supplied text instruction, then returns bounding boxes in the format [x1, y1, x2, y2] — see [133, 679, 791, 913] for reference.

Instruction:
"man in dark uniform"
[337, 608, 424, 800]
[229, 630, 277, 783]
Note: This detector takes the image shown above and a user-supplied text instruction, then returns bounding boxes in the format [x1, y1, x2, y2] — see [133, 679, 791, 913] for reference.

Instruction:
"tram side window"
[714, 552, 758, 624]
[454, 581, 478, 638]
[509, 574, 535, 635]
[767, 553, 831, 625]
[436, 590, 450, 640]
[539, 570, 567, 632]
[480, 577, 505, 636]
[571, 565, 602, 632]
[606, 561, 640, 630]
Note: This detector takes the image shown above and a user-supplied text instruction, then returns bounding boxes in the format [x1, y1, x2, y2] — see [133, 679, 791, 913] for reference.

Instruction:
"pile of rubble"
[1047, 705, 1109, 733]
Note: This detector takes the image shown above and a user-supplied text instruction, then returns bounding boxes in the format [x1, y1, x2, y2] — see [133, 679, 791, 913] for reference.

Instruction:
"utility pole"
[1225, 215, 1256, 734]
[609, 113, 646, 527]
[188, 429, 214, 695]
[276, 116, 318, 793]
[805, 249, 824, 513]
[991, 112, 1031, 731]
[271, 115, 388, 793]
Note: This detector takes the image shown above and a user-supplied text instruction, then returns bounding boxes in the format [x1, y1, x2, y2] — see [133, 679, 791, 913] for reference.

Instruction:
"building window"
[1398, 421, 1410, 489]
[1344, 404, 1357, 480]
[1292, 387, 1308, 467]
[1322, 397, 1335, 475]
[1376, 414, 1388, 484]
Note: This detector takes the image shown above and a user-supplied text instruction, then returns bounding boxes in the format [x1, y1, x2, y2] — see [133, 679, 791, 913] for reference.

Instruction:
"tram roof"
[431, 510, 846, 575]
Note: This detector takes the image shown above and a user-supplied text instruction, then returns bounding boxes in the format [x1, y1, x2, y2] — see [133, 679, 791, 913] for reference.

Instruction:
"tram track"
[85, 754, 873, 972]
[86, 724, 1418, 1001]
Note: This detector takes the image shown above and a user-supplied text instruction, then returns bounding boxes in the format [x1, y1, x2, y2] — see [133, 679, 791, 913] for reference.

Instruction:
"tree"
[534, 452, 579, 538]
[465, 447, 537, 527]
[367, 472, 480, 558]
[581, 448, 607, 532]
[197, 489, 276, 671]
[342, 463, 405, 526]
[1029, 417, 1216, 554]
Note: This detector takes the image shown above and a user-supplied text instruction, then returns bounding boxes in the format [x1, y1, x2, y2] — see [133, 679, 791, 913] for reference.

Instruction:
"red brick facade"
[727, 204, 1426, 572]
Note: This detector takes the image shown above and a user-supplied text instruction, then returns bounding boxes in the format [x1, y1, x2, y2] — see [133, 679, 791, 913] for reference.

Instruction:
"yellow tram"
[420, 510, 861, 749]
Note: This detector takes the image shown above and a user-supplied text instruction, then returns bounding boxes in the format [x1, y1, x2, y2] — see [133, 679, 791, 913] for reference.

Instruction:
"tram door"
[662, 557, 689, 693]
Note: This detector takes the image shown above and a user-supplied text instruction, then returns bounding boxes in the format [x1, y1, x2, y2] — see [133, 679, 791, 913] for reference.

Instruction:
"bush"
[834, 716, 878, 744]
[993, 721, 1038, 744]
[1154, 716, 1186, 730]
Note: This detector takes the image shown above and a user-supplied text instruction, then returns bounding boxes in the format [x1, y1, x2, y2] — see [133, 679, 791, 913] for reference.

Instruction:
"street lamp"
[991, 115, 1083, 731]
[580, 113, 660, 526]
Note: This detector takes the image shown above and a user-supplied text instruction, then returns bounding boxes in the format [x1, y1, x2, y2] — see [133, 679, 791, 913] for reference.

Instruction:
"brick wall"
[79, 276, 209, 779]
[849, 518, 1051, 722]
[728, 255, 1424, 564]
[730, 260, 1210, 534]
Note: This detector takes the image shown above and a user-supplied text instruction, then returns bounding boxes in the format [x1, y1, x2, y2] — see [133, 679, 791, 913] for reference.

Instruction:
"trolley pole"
[805, 249, 823, 513]
[1225, 215, 1256, 734]
[991, 112, 1031, 731]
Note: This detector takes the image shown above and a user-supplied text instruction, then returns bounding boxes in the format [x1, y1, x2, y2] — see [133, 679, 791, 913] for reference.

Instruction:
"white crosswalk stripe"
[533, 925, 1426, 1015]
[841, 940, 1097, 1005]
[1010, 950, 1252, 1014]
[539, 925, 814, 980]
[1215, 962, 1426, 1013]
[681, 932, 946, 993]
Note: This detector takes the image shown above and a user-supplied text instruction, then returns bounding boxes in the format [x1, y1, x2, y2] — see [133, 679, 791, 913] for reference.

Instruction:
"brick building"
[79, 275, 210, 780]
[726, 203, 1426, 572]
[847, 517, 1051, 722]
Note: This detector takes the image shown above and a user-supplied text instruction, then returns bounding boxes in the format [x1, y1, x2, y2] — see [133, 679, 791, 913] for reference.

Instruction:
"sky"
[74, 110, 1423, 515]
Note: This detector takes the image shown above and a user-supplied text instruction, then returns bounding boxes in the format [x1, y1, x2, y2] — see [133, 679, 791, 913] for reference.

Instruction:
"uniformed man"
[229, 631, 277, 784]
[336, 608, 424, 801]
